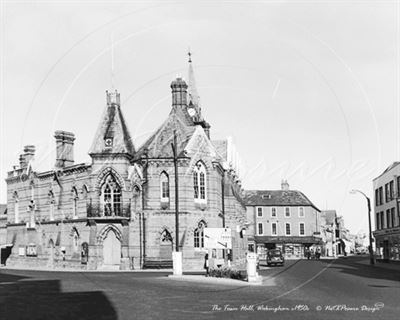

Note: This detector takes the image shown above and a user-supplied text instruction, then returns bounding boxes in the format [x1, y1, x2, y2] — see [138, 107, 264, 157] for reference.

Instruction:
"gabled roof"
[321, 210, 337, 224]
[213, 140, 228, 162]
[135, 106, 196, 159]
[244, 190, 320, 211]
[89, 91, 135, 157]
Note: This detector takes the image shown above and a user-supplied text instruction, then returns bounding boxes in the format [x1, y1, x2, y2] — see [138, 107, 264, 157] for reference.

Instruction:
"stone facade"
[3, 61, 247, 270]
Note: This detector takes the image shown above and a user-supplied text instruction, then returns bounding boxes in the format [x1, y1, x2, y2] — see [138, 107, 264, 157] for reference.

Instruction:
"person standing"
[204, 253, 209, 276]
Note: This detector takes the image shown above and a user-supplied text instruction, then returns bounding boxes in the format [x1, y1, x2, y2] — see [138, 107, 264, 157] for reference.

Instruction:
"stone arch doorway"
[160, 229, 173, 260]
[103, 230, 121, 266]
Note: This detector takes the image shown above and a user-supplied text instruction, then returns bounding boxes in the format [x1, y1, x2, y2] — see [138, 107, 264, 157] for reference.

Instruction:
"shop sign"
[26, 243, 37, 257]
[18, 246, 25, 256]
[204, 228, 232, 249]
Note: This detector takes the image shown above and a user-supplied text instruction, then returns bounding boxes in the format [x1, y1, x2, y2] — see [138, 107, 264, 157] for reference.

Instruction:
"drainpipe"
[139, 210, 142, 269]
[143, 216, 147, 265]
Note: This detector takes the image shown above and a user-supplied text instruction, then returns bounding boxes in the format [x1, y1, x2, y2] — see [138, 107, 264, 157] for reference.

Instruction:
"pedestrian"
[204, 253, 209, 276]
[306, 248, 311, 260]
[316, 248, 321, 260]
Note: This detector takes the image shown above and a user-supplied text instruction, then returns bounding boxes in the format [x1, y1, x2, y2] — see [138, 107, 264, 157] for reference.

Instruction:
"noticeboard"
[204, 228, 232, 249]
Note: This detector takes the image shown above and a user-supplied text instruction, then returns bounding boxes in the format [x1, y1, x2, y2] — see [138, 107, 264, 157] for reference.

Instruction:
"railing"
[86, 202, 131, 218]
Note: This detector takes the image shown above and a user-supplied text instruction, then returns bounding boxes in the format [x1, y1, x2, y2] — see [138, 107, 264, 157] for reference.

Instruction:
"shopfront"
[374, 228, 400, 261]
[254, 236, 322, 259]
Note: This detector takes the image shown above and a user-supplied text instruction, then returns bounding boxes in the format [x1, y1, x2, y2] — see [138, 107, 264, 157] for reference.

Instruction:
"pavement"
[1, 256, 399, 320]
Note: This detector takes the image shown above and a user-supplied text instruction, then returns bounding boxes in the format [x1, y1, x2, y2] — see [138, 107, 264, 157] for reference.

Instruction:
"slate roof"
[89, 93, 135, 156]
[244, 190, 320, 212]
[213, 140, 228, 162]
[135, 106, 196, 159]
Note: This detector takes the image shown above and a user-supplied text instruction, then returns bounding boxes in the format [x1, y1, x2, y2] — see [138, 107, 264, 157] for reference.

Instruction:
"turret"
[171, 77, 188, 108]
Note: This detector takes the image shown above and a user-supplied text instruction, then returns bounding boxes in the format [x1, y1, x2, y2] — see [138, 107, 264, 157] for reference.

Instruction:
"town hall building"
[2, 57, 248, 270]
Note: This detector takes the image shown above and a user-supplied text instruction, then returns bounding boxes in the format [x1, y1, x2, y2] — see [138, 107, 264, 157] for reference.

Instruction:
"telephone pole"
[171, 131, 179, 252]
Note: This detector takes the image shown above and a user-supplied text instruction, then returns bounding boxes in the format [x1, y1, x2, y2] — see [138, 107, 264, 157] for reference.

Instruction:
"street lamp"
[350, 189, 375, 265]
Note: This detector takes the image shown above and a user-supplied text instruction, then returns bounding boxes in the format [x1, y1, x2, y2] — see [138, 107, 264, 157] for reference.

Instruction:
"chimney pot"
[20, 145, 35, 167]
[281, 179, 289, 191]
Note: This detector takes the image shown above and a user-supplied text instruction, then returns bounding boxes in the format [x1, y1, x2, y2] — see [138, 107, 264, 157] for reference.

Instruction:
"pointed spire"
[110, 33, 115, 90]
[187, 50, 201, 119]
[89, 90, 135, 159]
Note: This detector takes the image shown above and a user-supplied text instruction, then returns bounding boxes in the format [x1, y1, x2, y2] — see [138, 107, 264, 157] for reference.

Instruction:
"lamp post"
[350, 189, 375, 265]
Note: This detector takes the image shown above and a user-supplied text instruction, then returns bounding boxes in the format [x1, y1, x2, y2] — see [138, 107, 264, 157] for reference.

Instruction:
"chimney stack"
[171, 77, 188, 108]
[54, 130, 75, 168]
[281, 179, 289, 191]
[19, 154, 27, 168]
[19, 145, 35, 168]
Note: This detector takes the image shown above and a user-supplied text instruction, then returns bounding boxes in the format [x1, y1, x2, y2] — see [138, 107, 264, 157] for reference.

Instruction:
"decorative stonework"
[96, 224, 123, 244]
[96, 167, 126, 192]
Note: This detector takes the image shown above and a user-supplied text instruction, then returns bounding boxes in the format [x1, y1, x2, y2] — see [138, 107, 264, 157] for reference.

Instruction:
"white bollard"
[246, 252, 262, 284]
[172, 251, 183, 276]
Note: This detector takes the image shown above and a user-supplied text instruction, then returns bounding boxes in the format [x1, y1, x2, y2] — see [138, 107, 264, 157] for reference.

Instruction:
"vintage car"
[266, 249, 285, 266]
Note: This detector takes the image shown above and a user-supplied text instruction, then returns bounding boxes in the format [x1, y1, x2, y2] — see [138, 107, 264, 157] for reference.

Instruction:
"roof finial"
[188, 48, 192, 63]
[111, 33, 115, 90]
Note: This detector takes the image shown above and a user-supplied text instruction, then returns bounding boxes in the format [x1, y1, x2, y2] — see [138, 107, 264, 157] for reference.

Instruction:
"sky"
[0, 0, 398, 235]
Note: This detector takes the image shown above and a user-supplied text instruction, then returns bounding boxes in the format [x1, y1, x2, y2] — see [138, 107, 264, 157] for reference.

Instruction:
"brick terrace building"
[2, 58, 247, 270]
[244, 180, 322, 259]
[373, 162, 400, 261]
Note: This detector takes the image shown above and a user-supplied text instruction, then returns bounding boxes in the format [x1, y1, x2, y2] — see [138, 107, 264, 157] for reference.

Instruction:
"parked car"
[266, 249, 284, 266]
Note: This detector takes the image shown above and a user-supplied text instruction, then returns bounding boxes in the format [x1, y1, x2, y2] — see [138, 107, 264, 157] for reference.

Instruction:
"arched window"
[194, 220, 207, 248]
[193, 162, 207, 202]
[102, 175, 122, 216]
[70, 227, 80, 253]
[161, 229, 173, 243]
[82, 185, 89, 199]
[13, 192, 19, 223]
[71, 187, 78, 219]
[48, 190, 55, 221]
[160, 172, 169, 202]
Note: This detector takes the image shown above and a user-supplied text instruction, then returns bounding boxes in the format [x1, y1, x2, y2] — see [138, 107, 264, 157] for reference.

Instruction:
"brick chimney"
[54, 130, 75, 168]
[281, 179, 289, 191]
[19, 154, 27, 168]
